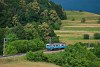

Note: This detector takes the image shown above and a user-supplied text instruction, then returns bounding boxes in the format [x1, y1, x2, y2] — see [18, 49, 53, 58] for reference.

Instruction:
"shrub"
[5, 45, 18, 56]
[33, 38, 45, 50]
[94, 33, 100, 39]
[72, 18, 75, 21]
[81, 18, 86, 23]
[54, 23, 60, 30]
[7, 39, 45, 54]
[26, 51, 34, 61]
[91, 43, 100, 58]
[26, 51, 46, 61]
[32, 51, 44, 61]
[97, 18, 100, 24]
[84, 34, 89, 39]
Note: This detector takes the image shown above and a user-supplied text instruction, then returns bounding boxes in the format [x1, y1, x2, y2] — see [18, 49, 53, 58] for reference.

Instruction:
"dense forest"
[0, 0, 66, 55]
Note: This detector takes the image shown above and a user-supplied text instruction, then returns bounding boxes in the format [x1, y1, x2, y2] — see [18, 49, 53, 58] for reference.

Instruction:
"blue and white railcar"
[46, 43, 66, 50]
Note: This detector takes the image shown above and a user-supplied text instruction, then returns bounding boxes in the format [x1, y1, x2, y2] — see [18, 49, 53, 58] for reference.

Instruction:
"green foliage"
[33, 38, 45, 50]
[31, 51, 44, 61]
[53, 23, 60, 30]
[12, 24, 26, 39]
[97, 18, 100, 24]
[26, 43, 100, 67]
[5, 45, 18, 56]
[38, 22, 59, 43]
[26, 51, 34, 61]
[7, 39, 44, 54]
[81, 18, 86, 23]
[50, 1, 67, 20]
[91, 43, 100, 58]
[84, 34, 89, 39]
[26, 51, 47, 62]
[0, 0, 65, 28]
[5, 33, 18, 42]
[94, 33, 100, 39]
[72, 17, 75, 21]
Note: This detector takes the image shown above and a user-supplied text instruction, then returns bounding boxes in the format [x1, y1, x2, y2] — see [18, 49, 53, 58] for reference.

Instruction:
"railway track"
[0, 49, 64, 59]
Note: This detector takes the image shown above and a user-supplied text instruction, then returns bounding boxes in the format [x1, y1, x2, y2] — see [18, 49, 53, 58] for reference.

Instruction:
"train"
[46, 42, 67, 50]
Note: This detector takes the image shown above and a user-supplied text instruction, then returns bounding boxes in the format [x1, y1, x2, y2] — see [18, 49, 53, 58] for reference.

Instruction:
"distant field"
[61, 40, 100, 45]
[62, 27, 100, 31]
[55, 11, 100, 44]
[66, 11, 100, 20]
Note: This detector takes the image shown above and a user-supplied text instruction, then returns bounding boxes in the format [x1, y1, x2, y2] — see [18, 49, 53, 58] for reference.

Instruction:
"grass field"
[0, 61, 60, 67]
[65, 11, 100, 20]
[55, 11, 100, 44]
[0, 56, 60, 67]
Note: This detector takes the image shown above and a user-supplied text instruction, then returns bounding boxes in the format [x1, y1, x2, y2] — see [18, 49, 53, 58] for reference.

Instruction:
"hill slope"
[55, 11, 100, 44]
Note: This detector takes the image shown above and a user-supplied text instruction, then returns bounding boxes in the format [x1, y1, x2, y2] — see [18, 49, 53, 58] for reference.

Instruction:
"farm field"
[55, 11, 100, 44]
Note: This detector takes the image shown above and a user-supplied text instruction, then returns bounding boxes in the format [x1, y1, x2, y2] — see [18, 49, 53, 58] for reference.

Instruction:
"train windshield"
[46, 44, 50, 46]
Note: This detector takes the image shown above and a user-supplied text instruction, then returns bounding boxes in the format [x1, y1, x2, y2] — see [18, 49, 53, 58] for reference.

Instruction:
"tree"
[24, 23, 36, 40]
[12, 23, 26, 39]
[40, 9, 49, 22]
[84, 34, 89, 39]
[12, 14, 19, 26]
[49, 10, 61, 29]
[97, 18, 100, 24]
[92, 43, 100, 58]
[94, 33, 100, 39]
[28, 1, 40, 13]
[5, 33, 17, 42]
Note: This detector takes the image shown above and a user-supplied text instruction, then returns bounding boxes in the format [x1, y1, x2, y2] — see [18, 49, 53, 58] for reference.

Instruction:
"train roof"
[46, 42, 66, 45]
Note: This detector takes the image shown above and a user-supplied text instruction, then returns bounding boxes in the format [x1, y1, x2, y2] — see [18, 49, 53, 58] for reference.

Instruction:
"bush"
[91, 43, 100, 58]
[32, 51, 44, 61]
[26, 51, 34, 61]
[84, 34, 89, 39]
[97, 18, 100, 24]
[81, 18, 86, 23]
[94, 33, 100, 39]
[54, 23, 60, 30]
[72, 18, 75, 21]
[7, 39, 45, 53]
[26, 51, 47, 61]
[5, 45, 18, 56]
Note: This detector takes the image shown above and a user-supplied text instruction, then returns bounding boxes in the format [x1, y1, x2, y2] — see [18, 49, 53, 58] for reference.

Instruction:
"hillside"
[0, 0, 66, 55]
[55, 11, 100, 44]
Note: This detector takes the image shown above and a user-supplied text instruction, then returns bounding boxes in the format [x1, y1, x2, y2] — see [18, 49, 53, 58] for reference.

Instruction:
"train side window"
[53, 45, 55, 47]
[62, 45, 64, 46]
[56, 45, 58, 46]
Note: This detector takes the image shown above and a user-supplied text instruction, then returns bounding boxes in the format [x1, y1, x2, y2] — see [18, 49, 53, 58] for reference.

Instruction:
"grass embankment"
[55, 11, 100, 44]
[0, 56, 60, 67]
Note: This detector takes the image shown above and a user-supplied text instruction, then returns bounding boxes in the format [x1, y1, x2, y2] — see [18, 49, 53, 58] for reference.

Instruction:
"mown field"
[55, 11, 100, 44]
[0, 56, 60, 67]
